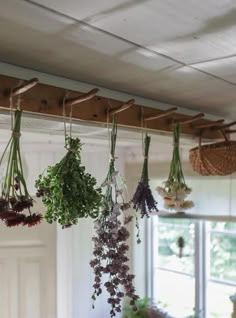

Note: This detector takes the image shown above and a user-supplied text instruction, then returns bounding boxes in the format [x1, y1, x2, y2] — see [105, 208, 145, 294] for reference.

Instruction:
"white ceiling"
[0, 0, 236, 117]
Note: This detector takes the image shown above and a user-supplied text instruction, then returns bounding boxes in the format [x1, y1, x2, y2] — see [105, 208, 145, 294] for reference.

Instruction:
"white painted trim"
[0, 62, 222, 120]
[0, 240, 45, 248]
[195, 221, 205, 318]
[156, 211, 236, 222]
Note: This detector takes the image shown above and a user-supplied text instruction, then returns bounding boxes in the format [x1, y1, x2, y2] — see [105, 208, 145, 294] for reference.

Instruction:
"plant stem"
[141, 134, 150, 184]
[168, 124, 186, 185]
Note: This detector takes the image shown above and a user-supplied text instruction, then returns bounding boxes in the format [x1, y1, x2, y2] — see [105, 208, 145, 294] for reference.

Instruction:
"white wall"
[0, 141, 59, 318]
[0, 135, 126, 318]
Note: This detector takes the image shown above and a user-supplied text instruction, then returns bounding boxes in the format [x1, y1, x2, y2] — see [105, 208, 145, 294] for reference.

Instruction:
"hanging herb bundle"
[90, 117, 139, 317]
[132, 133, 158, 218]
[156, 124, 194, 211]
[35, 136, 102, 227]
[36, 97, 102, 227]
[0, 109, 42, 227]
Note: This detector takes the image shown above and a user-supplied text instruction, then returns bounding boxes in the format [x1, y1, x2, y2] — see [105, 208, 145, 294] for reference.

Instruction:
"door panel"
[0, 198, 56, 318]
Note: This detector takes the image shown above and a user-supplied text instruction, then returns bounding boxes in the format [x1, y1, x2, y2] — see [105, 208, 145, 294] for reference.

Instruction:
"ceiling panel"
[33, 0, 236, 64]
[0, 0, 236, 118]
[0, 1, 178, 90]
[193, 56, 236, 84]
[132, 67, 236, 117]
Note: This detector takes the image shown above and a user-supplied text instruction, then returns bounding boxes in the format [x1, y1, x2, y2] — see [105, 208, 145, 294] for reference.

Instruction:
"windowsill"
[155, 210, 236, 222]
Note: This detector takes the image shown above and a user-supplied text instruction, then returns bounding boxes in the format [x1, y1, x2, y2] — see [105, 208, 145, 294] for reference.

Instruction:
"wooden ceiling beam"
[0, 74, 226, 139]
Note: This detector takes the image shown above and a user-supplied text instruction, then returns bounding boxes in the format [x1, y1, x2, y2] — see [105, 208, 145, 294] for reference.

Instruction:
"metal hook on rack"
[109, 99, 135, 116]
[63, 88, 99, 106]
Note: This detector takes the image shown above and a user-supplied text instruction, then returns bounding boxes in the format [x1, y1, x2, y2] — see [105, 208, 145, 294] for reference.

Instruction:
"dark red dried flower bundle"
[0, 211, 17, 220]
[132, 134, 158, 218]
[90, 117, 139, 317]
[0, 110, 42, 227]
[5, 213, 26, 227]
[24, 213, 43, 227]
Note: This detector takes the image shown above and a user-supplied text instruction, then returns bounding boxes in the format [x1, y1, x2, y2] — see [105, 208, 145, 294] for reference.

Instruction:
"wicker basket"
[189, 131, 236, 176]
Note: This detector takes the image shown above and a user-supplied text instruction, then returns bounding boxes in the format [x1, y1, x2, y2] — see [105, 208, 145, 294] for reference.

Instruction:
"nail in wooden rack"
[0, 74, 229, 139]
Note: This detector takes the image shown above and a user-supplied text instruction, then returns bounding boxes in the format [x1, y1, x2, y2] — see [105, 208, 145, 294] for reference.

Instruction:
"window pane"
[153, 219, 195, 317]
[157, 219, 195, 275]
[210, 232, 236, 281]
[207, 221, 236, 318]
[207, 282, 235, 318]
[211, 221, 236, 231]
[155, 269, 195, 318]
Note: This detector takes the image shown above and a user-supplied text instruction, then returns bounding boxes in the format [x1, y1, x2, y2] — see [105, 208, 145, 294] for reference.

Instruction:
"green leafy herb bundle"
[35, 136, 102, 227]
[0, 109, 42, 227]
[156, 124, 193, 211]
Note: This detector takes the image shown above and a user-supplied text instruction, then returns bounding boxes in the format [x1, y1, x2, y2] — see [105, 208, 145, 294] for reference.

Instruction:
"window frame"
[150, 217, 236, 318]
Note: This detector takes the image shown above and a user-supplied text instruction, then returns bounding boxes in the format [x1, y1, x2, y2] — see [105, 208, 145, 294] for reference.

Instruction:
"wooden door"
[0, 198, 56, 318]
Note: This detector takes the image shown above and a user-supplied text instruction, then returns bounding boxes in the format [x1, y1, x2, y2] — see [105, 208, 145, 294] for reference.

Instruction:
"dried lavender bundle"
[0, 110, 42, 227]
[132, 133, 158, 218]
[90, 117, 139, 317]
[156, 124, 194, 211]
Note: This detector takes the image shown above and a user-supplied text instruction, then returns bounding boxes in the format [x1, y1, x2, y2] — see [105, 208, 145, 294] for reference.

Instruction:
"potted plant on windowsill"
[123, 298, 174, 318]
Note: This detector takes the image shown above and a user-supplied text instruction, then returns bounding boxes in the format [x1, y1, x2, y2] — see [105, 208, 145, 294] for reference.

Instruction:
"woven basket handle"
[199, 128, 229, 147]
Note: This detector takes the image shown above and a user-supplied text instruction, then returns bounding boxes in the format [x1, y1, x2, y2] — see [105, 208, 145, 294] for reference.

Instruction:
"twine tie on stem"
[12, 132, 21, 138]
[109, 155, 118, 161]
[62, 93, 67, 140]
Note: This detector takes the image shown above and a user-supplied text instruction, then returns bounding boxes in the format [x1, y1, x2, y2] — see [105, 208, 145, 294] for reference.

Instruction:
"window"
[152, 218, 236, 318]
[207, 222, 236, 318]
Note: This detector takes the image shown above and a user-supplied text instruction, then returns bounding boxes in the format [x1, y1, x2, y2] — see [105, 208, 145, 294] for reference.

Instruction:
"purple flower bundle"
[90, 117, 139, 317]
[132, 133, 158, 218]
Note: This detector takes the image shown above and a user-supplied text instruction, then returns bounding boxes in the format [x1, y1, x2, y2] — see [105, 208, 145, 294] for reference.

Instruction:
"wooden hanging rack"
[0, 74, 231, 139]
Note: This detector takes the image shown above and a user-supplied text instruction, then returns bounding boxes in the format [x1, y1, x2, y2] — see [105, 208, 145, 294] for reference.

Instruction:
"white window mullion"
[204, 222, 211, 318]
[146, 216, 155, 300]
[195, 220, 206, 318]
